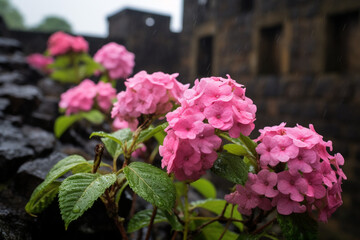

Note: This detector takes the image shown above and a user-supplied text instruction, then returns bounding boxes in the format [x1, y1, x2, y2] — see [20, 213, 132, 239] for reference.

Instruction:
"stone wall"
[181, 0, 360, 239]
[108, 8, 180, 75]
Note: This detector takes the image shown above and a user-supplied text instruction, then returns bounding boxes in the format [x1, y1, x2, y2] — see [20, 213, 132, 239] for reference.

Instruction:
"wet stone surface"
[0, 72, 25, 85]
[0, 84, 42, 117]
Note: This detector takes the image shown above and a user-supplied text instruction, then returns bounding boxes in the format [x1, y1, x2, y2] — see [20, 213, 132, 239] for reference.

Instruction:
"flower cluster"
[225, 123, 346, 222]
[26, 53, 54, 73]
[48, 31, 88, 56]
[160, 75, 257, 181]
[111, 71, 188, 130]
[59, 79, 116, 115]
[94, 42, 135, 80]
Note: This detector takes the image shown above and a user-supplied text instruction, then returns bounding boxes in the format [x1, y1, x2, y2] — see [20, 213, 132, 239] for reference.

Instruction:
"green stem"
[183, 183, 190, 240]
[113, 156, 117, 172]
[147, 144, 159, 164]
[123, 116, 154, 168]
[116, 168, 124, 175]
[72, 53, 81, 83]
[115, 182, 128, 208]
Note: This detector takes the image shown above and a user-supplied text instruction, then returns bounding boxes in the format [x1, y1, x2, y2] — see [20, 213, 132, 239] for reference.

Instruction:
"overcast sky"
[11, 0, 183, 36]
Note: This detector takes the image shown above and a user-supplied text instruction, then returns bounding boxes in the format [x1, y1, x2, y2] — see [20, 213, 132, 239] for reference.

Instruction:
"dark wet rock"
[0, 72, 25, 85]
[29, 112, 55, 132]
[0, 120, 35, 181]
[0, 203, 32, 240]
[15, 152, 67, 197]
[4, 114, 23, 126]
[0, 37, 21, 54]
[22, 125, 56, 156]
[35, 96, 59, 116]
[37, 78, 67, 97]
[0, 120, 55, 181]
[0, 53, 27, 70]
[0, 84, 42, 117]
[0, 98, 10, 117]
[0, 142, 34, 182]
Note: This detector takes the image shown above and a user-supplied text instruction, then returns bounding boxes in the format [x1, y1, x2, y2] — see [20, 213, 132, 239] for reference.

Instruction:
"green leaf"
[90, 128, 133, 150]
[124, 162, 175, 211]
[25, 181, 60, 216]
[239, 134, 257, 157]
[136, 122, 169, 145]
[79, 53, 101, 76]
[223, 144, 248, 156]
[277, 213, 318, 240]
[190, 178, 216, 199]
[127, 209, 167, 233]
[218, 133, 257, 159]
[81, 110, 105, 124]
[127, 209, 182, 233]
[163, 210, 183, 231]
[191, 199, 243, 231]
[49, 55, 71, 68]
[54, 110, 105, 138]
[50, 68, 79, 83]
[59, 173, 117, 229]
[236, 233, 262, 240]
[196, 221, 239, 240]
[54, 114, 81, 138]
[211, 152, 248, 185]
[25, 155, 90, 215]
[101, 137, 123, 159]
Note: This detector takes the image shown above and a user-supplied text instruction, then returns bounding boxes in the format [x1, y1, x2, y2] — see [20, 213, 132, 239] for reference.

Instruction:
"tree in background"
[32, 16, 72, 33]
[0, 0, 25, 30]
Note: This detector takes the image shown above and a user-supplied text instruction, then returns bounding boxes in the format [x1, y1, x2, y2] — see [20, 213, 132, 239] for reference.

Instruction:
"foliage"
[0, 0, 25, 29]
[277, 214, 318, 240]
[32, 16, 72, 33]
[124, 162, 176, 211]
[54, 109, 105, 138]
[59, 173, 116, 229]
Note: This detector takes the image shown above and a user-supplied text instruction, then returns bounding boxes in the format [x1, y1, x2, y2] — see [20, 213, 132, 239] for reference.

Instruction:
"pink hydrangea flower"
[270, 135, 299, 163]
[112, 116, 138, 132]
[286, 125, 321, 148]
[111, 71, 189, 129]
[256, 136, 279, 167]
[161, 75, 256, 181]
[160, 129, 220, 181]
[94, 42, 135, 80]
[26, 53, 53, 73]
[59, 79, 97, 115]
[277, 171, 308, 202]
[287, 149, 318, 175]
[250, 169, 278, 198]
[272, 193, 306, 215]
[227, 123, 346, 222]
[225, 184, 260, 216]
[96, 82, 116, 111]
[48, 31, 88, 56]
[59, 79, 116, 115]
[189, 125, 222, 154]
